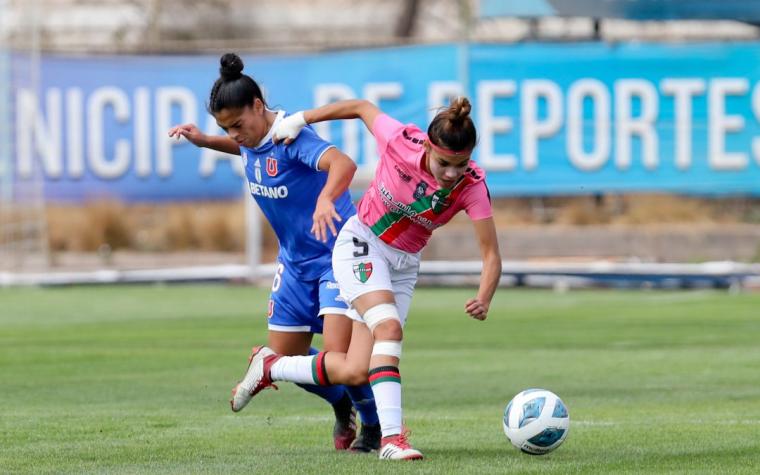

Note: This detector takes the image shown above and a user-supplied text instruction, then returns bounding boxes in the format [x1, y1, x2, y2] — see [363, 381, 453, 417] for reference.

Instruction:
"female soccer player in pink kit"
[233, 97, 502, 460]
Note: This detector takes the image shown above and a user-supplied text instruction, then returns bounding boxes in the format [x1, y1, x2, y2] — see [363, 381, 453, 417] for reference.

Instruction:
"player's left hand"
[465, 298, 489, 321]
[311, 196, 342, 243]
[273, 111, 307, 145]
[168, 123, 206, 147]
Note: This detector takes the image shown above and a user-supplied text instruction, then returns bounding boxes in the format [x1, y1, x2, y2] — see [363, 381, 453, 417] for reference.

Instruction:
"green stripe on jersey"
[369, 187, 453, 237]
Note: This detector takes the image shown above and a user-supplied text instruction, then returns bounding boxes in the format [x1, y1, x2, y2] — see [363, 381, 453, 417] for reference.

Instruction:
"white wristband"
[273, 111, 307, 142]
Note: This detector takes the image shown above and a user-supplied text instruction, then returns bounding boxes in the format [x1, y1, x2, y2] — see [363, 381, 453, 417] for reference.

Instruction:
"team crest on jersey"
[413, 181, 428, 200]
[353, 262, 373, 283]
[266, 156, 278, 177]
[267, 299, 274, 318]
[254, 158, 262, 183]
[431, 189, 451, 214]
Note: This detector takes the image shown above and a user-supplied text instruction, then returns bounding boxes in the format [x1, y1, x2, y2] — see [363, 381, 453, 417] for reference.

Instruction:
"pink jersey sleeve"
[460, 180, 493, 221]
[371, 113, 406, 157]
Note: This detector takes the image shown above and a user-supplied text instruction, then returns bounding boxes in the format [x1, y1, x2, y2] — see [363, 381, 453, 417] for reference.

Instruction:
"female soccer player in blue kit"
[168, 53, 380, 452]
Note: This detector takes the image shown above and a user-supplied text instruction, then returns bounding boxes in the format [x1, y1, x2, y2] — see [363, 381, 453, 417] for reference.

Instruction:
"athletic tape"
[362, 303, 400, 330]
[372, 340, 402, 358]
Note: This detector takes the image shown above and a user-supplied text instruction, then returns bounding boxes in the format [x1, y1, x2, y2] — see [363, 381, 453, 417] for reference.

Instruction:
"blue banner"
[479, 0, 760, 21]
[6, 42, 760, 202]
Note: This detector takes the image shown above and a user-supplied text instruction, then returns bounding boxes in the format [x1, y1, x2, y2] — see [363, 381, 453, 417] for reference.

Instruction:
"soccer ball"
[502, 388, 569, 455]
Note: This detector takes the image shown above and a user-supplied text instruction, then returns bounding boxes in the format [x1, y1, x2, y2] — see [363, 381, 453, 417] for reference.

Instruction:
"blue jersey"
[240, 111, 356, 280]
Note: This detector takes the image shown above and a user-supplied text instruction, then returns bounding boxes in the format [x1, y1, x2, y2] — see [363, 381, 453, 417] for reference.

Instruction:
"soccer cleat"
[332, 394, 357, 450]
[350, 423, 382, 453]
[230, 346, 281, 412]
[378, 432, 423, 460]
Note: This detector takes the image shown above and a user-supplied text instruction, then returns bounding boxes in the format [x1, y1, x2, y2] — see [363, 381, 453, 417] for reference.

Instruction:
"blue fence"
[7, 42, 760, 202]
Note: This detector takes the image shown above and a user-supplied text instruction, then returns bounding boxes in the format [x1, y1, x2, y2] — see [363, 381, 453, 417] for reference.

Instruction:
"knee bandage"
[372, 340, 403, 358]
[361, 303, 400, 330]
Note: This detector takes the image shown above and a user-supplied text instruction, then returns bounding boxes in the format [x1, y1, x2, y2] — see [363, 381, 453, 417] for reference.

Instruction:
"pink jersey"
[357, 113, 493, 253]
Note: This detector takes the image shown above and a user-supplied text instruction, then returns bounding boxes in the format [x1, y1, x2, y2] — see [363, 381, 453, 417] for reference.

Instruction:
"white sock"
[370, 379, 403, 438]
[269, 355, 318, 384]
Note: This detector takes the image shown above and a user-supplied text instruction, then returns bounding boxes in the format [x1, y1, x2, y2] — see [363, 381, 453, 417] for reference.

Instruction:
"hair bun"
[448, 97, 472, 125]
[219, 53, 244, 81]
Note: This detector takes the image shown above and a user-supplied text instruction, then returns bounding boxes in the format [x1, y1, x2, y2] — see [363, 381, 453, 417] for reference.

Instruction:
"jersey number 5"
[352, 237, 369, 257]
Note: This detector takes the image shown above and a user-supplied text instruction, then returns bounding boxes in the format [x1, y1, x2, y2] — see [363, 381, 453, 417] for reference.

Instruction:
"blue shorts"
[267, 261, 348, 333]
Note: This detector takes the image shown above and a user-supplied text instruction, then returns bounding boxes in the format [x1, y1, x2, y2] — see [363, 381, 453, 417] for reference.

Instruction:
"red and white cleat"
[378, 432, 423, 460]
[230, 346, 281, 412]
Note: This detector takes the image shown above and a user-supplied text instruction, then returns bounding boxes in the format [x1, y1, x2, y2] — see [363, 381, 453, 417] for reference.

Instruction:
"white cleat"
[230, 346, 279, 413]
[378, 433, 424, 460]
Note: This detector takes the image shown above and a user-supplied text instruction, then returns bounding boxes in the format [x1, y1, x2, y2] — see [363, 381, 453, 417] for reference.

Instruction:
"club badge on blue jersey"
[266, 156, 278, 176]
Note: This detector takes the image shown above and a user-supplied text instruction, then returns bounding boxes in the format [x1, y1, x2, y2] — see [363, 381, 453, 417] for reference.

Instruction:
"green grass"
[1, 286, 759, 474]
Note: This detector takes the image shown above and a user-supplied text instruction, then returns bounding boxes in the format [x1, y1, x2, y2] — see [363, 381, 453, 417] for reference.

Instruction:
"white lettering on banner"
[13, 77, 760, 184]
[476, 80, 517, 171]
[17, 88, 63, 178]
[521, 79, 562, 171]
[248, 182, 289, 199]
[134, 87, 152, 177]
[88, 86, 131, 179]
[615, 79, 659, 170]
[66, 88, 84, 178]
[709, 78, 748, 170]
[567, 79, 610, 171]
[13, 85, 242, 182]
[660, 79, 705, 170]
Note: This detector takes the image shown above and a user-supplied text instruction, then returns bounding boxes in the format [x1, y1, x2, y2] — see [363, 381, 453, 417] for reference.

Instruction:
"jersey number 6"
[271, 262, 285, 292]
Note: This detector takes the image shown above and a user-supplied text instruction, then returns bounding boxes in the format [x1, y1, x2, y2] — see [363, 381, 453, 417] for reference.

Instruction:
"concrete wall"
[422, 224, 760, 262]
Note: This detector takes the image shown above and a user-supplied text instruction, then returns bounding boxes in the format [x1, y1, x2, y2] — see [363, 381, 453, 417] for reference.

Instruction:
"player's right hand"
[272, 111, 307, 145]
[465, 297, 488, 321]
[168, 124, 206, 147]
[311, 196, 341, 243]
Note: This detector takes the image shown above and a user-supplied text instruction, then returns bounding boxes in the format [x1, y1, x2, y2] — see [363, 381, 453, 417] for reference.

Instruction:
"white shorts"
[332, 215, 420, 327]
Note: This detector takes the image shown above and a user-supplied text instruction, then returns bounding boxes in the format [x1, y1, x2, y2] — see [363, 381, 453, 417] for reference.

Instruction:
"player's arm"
[168, 123, 241, 155]
[304, 100, 382, 133]
[274, 100, 383, 144]
[312, 148, 358, 242]
[465, 217, 502, 321]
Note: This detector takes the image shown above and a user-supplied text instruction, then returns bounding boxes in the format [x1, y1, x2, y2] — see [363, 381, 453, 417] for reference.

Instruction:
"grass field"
[1, 286, 759, 474]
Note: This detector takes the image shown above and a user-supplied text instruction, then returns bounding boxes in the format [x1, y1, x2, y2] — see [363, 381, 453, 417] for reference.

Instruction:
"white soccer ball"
[502, 388, 570, 455]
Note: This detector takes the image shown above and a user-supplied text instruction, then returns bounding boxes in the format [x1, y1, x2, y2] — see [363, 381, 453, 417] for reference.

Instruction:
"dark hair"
[427, 97, 477, 153]
[207, 53, 266, 114]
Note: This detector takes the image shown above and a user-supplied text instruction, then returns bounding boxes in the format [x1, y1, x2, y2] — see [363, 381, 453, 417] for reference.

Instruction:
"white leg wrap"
[372, 340, 403, 358]
[361, 303, 400, 330]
